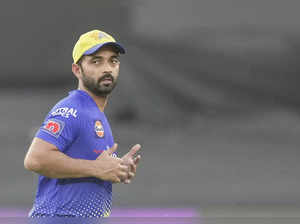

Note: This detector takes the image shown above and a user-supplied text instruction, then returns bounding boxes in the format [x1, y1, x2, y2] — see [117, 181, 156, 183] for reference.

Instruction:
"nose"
[102, 61, 113, 74]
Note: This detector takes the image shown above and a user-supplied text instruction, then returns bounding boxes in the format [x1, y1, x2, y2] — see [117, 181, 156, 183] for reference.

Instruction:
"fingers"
[112, 164, 129, 183]
[118, 161, 135, 184]
[106, 143, 118, 155]
[133, 154, 141, 165]
[123, 179, 131, 184]
[128, 171, 135, 179]
[112, 177, 121, 184]
[119, 164, 129, 172]
[124, 144, 141, 158]
[123, 173, 135, 184]
[130, 163, 137, 173]
[108, 143, 141, 184]
[126, 154, 141, 172]
[117, 169, 134, 183]
[119, 171, 129, 181]
[122, 172, 135, 184]
[126, 155, 140, 178]
[121, 154, 141, 184]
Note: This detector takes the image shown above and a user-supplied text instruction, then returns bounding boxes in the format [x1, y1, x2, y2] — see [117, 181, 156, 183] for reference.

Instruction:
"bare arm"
[24, 137, 128, 183]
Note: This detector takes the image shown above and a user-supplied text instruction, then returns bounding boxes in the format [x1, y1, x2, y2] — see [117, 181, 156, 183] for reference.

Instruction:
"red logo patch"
[42, 119, 64, 138]
[95, 120, 104, 138]
[45, 121, 60, 133]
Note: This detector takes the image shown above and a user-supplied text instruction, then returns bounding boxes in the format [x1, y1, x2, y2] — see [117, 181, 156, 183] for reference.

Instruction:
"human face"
[78, 45, 120, 97]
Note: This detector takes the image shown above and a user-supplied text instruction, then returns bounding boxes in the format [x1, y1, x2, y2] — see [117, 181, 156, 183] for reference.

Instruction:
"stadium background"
[1, 0, 300, 221]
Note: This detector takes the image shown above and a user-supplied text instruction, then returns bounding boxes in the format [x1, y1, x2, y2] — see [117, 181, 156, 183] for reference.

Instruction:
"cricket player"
[24, 29, 141, 218]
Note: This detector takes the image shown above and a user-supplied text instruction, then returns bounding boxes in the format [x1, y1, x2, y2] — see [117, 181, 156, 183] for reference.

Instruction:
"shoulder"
[49, 90, 85, 120]
[40, 91, 84, 138]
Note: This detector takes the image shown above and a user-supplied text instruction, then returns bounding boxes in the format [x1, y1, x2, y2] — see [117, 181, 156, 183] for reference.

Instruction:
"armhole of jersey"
[35, 136, 65, 152]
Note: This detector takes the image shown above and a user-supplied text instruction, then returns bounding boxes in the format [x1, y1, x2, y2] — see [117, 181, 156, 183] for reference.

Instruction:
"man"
[24, 29, 141, 218]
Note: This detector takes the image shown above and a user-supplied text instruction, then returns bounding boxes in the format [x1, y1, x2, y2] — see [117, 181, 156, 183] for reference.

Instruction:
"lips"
[101, 79, 112, 85]
[99, 75, 114, 85]
[102, 77, 112, 82]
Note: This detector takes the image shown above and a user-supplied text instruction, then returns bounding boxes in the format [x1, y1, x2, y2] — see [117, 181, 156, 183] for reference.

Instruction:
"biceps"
[24, 137, 59, 171]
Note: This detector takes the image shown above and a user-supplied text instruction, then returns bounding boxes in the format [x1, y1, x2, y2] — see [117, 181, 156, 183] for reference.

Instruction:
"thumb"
[106, 143, 118, 155]
[124, 144, 141, 158]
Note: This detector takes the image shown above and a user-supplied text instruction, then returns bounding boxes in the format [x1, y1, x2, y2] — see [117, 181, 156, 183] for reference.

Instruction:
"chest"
[75, 113, 114, 159]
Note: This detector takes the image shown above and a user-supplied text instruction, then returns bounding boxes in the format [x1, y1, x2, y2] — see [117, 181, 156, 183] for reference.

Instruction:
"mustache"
[98, 74, 114, 83]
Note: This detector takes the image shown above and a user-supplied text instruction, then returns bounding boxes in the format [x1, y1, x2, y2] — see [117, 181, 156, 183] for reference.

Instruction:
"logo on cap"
[95, 120, 105, 138]
[89, 31, 106, 41]
[98, 31, 106, 40]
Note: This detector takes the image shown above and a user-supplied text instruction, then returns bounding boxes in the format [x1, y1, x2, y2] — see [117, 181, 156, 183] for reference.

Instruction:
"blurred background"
[1, 0, 300, 221]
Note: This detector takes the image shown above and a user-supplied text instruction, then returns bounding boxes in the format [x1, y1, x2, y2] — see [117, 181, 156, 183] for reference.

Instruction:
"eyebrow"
[89, 55, 120, 61]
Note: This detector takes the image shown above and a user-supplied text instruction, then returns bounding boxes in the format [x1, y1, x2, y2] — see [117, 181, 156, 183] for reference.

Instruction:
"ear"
[72, 63, 81, 79]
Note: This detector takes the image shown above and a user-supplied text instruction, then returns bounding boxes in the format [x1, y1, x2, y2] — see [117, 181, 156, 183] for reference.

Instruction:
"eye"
[111, 58, 120, 64]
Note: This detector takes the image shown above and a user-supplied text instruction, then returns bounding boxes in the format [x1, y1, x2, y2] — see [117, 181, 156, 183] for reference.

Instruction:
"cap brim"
[84, 42, 125, 55]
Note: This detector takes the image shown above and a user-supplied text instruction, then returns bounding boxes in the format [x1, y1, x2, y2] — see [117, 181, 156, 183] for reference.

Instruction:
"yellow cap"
[72, 29, 125, 64]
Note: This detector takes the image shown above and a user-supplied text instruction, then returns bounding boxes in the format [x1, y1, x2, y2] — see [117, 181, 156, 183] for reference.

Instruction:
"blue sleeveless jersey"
[29, 90, 115, 217]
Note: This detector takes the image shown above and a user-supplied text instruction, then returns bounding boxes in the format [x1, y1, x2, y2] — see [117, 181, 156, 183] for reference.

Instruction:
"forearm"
[25, 138, 128, 182]
[24, 139, 97, 179]
[31, 150, 96, 179]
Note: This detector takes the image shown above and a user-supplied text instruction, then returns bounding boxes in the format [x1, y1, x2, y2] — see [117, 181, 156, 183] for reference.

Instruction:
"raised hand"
[93, 143, 129, 183]
[121, 144, 142, 184]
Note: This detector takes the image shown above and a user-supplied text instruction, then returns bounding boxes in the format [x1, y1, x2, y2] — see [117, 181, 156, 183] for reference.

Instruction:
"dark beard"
[82, 73, 117, 97]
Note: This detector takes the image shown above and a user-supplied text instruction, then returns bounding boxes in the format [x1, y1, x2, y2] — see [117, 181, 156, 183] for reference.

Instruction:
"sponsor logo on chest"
[94, 120, 105, 138]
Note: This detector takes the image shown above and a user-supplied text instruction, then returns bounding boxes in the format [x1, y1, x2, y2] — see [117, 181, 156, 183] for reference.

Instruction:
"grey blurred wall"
[0, 1, 131, 87]
[1, 0, 300, 209]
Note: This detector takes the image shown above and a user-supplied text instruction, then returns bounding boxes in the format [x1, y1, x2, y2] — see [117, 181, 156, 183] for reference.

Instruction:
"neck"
[78, 86, 108, 112]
